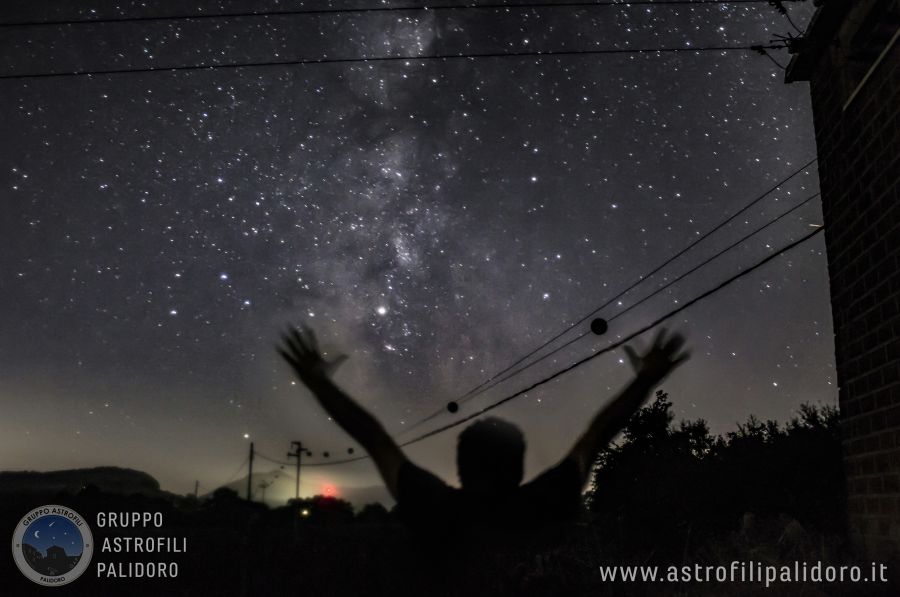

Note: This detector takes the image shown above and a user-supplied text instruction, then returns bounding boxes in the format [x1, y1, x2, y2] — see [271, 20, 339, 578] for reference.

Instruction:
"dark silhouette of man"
[278, 325, 689, 530]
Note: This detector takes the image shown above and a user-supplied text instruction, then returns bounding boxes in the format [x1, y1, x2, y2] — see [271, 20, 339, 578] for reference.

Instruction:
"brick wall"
[806, 37, 900, 558]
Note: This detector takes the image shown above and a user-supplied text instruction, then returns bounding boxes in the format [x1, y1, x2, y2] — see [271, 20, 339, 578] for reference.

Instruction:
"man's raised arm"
[566, 329, 690, 485]
[277, 325, 407, 499]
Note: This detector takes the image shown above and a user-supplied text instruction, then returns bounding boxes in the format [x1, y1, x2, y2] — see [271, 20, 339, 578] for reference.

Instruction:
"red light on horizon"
[322, 483, 337, 497]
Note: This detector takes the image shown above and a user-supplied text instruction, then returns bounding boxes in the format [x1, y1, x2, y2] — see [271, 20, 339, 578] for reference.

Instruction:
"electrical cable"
[406, 156, 817, 427]
[455, 190, 820, 403]
[297, 225, 824, 465]
[405, 225, 824, 445]
[0, 1, 803, 29]
[0, 43, 789, 81]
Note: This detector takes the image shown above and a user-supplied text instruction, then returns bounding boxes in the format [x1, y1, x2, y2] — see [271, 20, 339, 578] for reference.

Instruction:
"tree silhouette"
[587, 390, 845, 553]
[356, 502, 392, 523]
[289, 495, 355, 523]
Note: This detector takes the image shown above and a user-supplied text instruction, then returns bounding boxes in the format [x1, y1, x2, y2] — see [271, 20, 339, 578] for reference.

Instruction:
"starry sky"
[0, 1, 834, 503]
[23, 515, 84, 557]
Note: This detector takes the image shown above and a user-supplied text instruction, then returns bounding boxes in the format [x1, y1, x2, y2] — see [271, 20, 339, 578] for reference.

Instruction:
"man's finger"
[282, 330, 303, 356]
[279, 333, 295, 354]
[290, 326, 311, 356]
[652, 327, 668, 349]
[299, 323, 320, 354]
[673, 350, 691, 367]
[276, 346, 299, 369]
[276, 345, 292, 363]
[664, 333, 686, 355]
[278, 334, 303, 359]
[286, 329, 313, 361]
[624, 345, 640, 368]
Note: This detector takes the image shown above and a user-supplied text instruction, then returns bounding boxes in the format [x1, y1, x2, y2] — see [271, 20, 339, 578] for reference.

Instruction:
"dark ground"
[2, 487, 896, 597]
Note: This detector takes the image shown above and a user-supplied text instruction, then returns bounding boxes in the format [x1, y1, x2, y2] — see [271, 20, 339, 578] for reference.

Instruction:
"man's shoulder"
[520, 457, 581, 493]
[514, 458, 583, 520]
[398, 461, 457, 498]
[396, 461, 461, 529]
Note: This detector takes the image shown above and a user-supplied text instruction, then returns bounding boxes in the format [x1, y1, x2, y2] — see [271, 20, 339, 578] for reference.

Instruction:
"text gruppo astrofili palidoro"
[95, 512, 185, 578]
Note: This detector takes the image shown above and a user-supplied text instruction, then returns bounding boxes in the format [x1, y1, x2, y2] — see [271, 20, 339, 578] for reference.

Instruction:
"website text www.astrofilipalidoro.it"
[597, 561, 889, 588]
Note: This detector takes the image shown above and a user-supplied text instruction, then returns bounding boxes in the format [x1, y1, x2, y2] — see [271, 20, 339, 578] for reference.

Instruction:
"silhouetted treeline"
[588, 390, 845, 553]
[4, 395, 883, 596]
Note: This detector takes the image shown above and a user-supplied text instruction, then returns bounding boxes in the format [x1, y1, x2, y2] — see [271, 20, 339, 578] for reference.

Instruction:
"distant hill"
[0, 466, 393, 508]
[0, 466, 168, 497]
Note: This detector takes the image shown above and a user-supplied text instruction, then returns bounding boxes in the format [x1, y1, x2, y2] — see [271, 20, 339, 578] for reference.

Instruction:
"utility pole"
[287, 441, 311, 501]
[194, 480, 199, 499]
[246, 442, 254, 501]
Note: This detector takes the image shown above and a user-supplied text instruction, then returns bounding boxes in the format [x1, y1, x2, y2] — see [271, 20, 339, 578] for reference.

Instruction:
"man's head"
[457, 417, 525, 494]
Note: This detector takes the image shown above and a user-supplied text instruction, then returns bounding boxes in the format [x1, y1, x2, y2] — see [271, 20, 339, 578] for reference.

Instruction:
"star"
[0, 0, 831, 502]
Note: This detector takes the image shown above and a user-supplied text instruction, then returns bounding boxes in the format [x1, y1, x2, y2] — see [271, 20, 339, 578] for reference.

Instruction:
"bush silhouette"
[289, 495, 355, 523]
[587, 390, 845, 553]
[357, 502, 392, 523]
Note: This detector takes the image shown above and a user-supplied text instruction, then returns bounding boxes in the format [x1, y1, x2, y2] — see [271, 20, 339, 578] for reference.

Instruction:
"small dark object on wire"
[590, 318, 609, 335]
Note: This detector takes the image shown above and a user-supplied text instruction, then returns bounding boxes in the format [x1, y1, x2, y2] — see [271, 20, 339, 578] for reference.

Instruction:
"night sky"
[22, 515, 84, 558]
[0, 1, 834, 504]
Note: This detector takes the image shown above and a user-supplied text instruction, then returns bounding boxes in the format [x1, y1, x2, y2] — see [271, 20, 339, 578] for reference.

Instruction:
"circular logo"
[12, 505, 93, 586]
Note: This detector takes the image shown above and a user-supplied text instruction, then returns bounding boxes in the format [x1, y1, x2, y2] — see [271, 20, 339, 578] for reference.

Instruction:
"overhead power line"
[433, 157, 817, 412]
[297, 224, 825, 467]
[255, 451, 293, 467]
[0, 1, 801, 29]
[403, 226, 826, 444]
[204, 454, 250, 490]
[457, 191, 821, 401]
[399, 174, 818, 433]
[0, 43, 788, 81]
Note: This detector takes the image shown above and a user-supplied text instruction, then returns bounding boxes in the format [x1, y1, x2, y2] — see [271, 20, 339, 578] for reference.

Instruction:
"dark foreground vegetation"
[2, 396, 894, 596]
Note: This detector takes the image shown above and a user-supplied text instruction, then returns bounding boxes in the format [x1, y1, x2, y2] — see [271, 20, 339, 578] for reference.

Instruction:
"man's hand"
[275, 324, 405, 498]
[277, 324, 347, 385]
[565, 328, 690, 485]
[623, 328, 690, 385]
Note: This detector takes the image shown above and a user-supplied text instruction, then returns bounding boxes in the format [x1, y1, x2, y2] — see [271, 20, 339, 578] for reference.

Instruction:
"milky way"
[0, 1, 833, 502]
